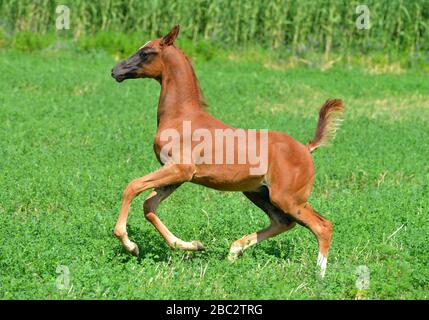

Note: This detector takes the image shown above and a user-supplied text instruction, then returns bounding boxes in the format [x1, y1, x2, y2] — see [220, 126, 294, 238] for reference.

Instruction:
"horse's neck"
[157, 48, 204, 127]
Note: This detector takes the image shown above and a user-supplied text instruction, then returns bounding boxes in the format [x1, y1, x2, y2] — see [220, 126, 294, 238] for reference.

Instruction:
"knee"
[144, 212, 155, 222]
[143, 200, 150, 214]
[123, 182, 135, 200]
[143, 199, 156, 218]
[123, 179, 143, 200]
[143, 202, 156, 221]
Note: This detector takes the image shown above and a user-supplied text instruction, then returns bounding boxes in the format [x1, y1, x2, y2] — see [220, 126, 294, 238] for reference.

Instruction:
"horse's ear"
[160, 25, 180, 47]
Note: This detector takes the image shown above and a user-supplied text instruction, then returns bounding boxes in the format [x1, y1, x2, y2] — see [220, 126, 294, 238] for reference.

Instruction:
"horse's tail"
[307, 99, 345, 153]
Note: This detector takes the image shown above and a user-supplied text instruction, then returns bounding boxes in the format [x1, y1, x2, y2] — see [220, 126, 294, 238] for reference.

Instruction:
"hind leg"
[270, 192, 332, 277]
[267, 144, 333, 278]
[228, 187, 296, 261]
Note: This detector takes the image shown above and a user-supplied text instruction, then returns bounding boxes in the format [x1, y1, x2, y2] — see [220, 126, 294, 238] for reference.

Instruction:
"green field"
[0, 48, 428, 299]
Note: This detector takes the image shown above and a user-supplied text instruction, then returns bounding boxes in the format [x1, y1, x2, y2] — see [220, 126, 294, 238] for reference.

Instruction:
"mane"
[175, 45, 208, 109]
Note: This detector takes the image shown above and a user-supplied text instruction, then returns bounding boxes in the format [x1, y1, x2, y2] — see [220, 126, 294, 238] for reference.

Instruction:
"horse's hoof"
[227, 244, 243, 262]
[227, 253, 238, 262]
[227, 251, 241, 262]
[127, 242, 140, 257]
[192, 240, 205, 251]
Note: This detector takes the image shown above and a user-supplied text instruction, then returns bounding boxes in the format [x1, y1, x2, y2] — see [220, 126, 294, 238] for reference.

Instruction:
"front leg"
[113, 163, 196, 256]
[144, 185, 205, 251]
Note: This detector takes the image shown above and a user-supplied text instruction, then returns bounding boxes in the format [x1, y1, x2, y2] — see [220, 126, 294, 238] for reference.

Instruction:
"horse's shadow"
[111, 225, 172, 263]
[248, 239, 295, 262]
[112, 225, 296, 264]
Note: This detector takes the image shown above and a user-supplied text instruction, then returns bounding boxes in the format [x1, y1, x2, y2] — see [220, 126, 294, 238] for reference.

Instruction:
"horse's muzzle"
[111, 65, 127, 83]
[111, 71, 125, 83]
[111, 61, 136, 82]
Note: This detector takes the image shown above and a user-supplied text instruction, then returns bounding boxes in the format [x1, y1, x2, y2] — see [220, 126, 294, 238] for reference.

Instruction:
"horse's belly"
[191, 164, 265, 191]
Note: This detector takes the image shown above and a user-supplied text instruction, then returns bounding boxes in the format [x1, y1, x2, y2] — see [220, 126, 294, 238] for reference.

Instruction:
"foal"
[111, 25, 344, 277]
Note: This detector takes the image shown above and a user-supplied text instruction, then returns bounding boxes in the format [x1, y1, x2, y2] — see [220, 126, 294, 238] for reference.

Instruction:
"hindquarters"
[266, 133, 315, 208]
[264, 134, 333, 277]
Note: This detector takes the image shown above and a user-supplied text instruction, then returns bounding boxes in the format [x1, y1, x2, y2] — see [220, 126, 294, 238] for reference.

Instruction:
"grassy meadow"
[0, 45, 428, 299]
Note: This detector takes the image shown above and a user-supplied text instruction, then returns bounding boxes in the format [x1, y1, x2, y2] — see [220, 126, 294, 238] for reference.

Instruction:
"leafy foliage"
[0, 0, 428, 54]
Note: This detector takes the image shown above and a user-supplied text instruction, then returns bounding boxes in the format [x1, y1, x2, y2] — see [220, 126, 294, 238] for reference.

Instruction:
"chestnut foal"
[111, 26, 344, 278]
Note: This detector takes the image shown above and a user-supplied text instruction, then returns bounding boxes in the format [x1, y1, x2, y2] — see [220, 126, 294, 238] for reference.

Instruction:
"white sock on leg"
[317, 252, 327, 278]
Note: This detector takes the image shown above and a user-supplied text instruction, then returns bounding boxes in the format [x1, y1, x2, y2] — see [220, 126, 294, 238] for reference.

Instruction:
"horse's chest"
[153, 134, 165, 163]
[153, 130, 186, 164]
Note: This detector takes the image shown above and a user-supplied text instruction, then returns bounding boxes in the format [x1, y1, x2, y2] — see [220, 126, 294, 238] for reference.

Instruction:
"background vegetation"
[0, 0, 428, 66]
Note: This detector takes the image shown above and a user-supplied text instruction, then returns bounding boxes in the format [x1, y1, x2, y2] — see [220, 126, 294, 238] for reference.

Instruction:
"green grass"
[0, 48, 428, 299]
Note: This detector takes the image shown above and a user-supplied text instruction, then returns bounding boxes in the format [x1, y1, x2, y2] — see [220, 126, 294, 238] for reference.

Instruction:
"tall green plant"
[0, 0, 427, 53]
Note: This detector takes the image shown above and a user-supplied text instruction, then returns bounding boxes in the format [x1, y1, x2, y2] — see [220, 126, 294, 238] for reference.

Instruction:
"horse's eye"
[139, 51, 147, 58]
